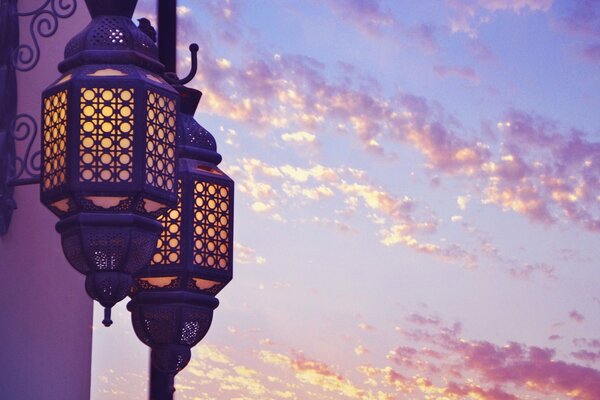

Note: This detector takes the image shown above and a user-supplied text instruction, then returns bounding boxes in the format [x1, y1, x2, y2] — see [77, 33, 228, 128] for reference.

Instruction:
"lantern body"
[139, 158, 234, 293]
[41, 65, 178, 217]
[129, 87, 233, 374]
[40, 0, 179, 319]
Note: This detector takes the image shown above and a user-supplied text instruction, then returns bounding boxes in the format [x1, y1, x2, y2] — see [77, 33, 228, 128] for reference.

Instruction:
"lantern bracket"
[1, 0, 78, 235]
[163, 43, 199, 86]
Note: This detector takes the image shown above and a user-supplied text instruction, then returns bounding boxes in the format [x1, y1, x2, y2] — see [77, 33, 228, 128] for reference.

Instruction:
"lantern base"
[128, 290, 219, 372]
[85, 271, 133, 320]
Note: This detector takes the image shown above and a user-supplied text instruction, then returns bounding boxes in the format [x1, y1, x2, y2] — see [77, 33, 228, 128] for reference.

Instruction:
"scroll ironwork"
[13, 0, 77, 72]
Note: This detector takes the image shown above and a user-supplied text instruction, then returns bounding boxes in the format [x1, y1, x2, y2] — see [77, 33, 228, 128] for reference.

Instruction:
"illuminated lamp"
[128, 86, 234, 395]
[40, 0, 179, 326]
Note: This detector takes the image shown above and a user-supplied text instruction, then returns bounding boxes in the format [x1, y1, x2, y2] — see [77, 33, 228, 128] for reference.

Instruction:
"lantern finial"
[102, 307, 113, 327]
[85, 0, 138, 18]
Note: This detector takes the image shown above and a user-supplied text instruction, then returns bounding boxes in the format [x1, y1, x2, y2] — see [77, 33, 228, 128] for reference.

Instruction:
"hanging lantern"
[40, 0, 179, 325]
[128, 86, 234, 387]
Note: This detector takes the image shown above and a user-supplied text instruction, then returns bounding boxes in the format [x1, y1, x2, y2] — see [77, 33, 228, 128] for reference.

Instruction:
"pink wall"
[0, 1, 93, 398]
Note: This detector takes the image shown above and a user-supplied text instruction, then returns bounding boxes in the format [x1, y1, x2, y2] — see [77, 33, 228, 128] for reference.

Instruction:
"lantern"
[40, 0, 179, 325]
[128, 86, 234, 386]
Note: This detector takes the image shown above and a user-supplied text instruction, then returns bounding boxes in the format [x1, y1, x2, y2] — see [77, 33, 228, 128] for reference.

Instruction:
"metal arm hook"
[164, 44, 199, 86]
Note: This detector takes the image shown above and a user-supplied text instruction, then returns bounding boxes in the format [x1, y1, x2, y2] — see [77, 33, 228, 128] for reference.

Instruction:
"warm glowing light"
[193, 278, 220, 290]
[79, 88, 134, 183]
[152, 185, 182, 265]
[42, 90, 68, 191]
[193, 181, 231, 270]
[145, 90, 177, 191]
[87, 68, 127, 77]
[139, 277, 178, 288]
[84, 196, 128, 208]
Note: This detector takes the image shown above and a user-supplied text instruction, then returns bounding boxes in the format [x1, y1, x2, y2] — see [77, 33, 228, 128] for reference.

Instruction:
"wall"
[0, 0, 93, 398]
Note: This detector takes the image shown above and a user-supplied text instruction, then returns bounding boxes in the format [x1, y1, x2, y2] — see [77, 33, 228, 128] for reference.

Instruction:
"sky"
[91, 1, 600, 399]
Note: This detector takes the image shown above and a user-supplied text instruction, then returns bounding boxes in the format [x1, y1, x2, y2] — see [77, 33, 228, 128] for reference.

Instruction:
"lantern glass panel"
[193, 180, 231, 271]
[145, 91, 177, 192]
[193, 278, 220, 290]
[152, 184, 182, 265]
[42, 90, 68, 191]
[79, 87, 135, 183]
[140, 277, 178, 288]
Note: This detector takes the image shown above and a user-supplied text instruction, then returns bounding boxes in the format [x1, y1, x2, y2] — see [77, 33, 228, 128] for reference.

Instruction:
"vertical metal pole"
[158, 0, 177, 74]
[150, 363, 175, 400]
[152, 1, 177, 398]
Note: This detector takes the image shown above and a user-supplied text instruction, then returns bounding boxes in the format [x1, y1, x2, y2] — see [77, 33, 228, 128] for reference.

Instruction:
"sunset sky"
[91, 1, 600, 399]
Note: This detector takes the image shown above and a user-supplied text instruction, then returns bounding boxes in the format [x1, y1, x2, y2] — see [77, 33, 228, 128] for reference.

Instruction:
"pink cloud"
[468, 39, 497, 62]
[434, 64, 479, 81]
[183, 4, 600, 244]
[394, 94, 491, 174]
[406, 313, 441, 327]
[572, 350, 600, 363]
[443, 382, 519, 400]
[448, 0, 553, 37]
[320, 0, 396, 37]
[553, 1, 600, 64]
[569, 310, 585, 323]
[393, 315, 600, 399]
[508, 262, 556, 280]
[320, 0, 439, 53]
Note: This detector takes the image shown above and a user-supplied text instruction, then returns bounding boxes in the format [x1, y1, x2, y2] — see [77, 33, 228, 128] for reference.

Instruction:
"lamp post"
[129, 85, 234, 400]
[128, 1, 235, 398]
[2, 0, 234, 397]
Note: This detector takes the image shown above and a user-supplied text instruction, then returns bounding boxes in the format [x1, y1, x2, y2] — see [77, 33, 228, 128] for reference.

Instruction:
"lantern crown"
[60, 0, 162, 74]
[177, 86, 221, 165]
[85, 0, 138, 18]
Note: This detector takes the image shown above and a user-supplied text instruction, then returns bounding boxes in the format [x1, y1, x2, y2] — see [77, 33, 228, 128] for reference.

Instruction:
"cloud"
[391, 314, 600, 399]
[260, 350, 366, 398]
[227, 158, 482, 268]
[447, 0, 553, 37]
[358, 322, 375, 332]
[281, 131, 317, 144]
[508, 262, 556, 280]
[184, 12, 600, 234]
[234, 242, 267, 265]
[354, 345, 368, 356]
[569, 310, 585, 323]
[433, 64, 479, 82]
[320, 0, 397, 37]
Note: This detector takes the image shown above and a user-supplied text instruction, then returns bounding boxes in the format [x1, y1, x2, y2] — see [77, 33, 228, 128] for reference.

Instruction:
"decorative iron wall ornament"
[0, 0, 19, 235]
[1, 0, 79, 235]
[40, 0, 179, 326]
[13, 0, 77, 72]
[10, 113, 41, 185]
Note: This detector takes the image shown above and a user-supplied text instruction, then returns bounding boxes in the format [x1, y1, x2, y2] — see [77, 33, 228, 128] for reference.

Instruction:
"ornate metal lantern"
[40, 0, 179, 325]
[128, 86, 234, 393]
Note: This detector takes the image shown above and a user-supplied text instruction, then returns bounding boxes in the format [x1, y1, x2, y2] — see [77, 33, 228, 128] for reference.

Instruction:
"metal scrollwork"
[1, 0, 78, 234]
[9, 114, 41, 185]
[1, 0, 19, 235]
[12, 0, 77, 72]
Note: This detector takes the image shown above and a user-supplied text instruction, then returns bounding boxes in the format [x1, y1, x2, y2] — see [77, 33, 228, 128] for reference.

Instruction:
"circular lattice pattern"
[152, 185, 182, 265]
[42, 90, 68, 191]
[193, 181, 231, 270]
[79, 87, 134, 183]
[145, 91, 177, 192]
